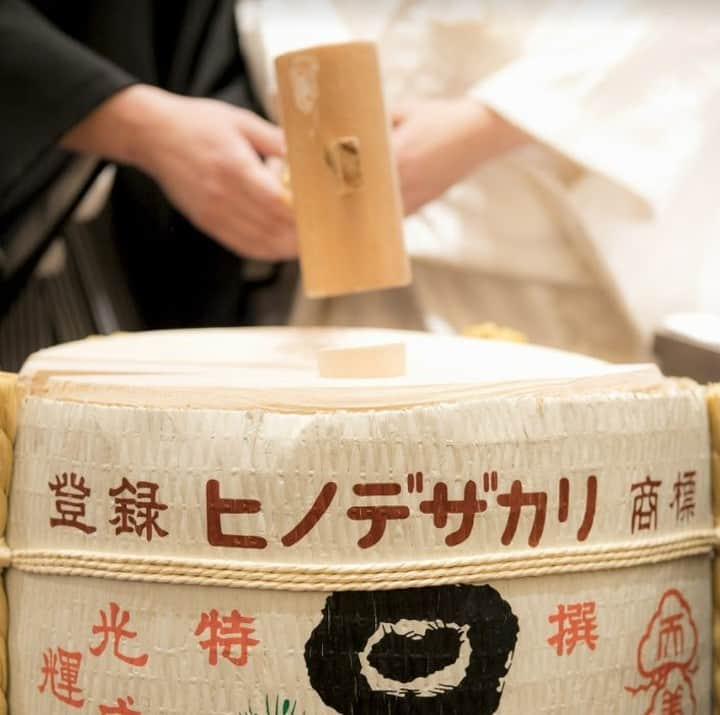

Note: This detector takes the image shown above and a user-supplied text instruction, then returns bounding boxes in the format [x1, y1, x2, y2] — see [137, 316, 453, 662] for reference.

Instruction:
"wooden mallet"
[275, 41, 411, 298]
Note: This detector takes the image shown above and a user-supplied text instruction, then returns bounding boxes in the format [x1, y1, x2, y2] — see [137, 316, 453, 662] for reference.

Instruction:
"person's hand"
[62, 85, 297, 260]
[392, 98, 528, 215]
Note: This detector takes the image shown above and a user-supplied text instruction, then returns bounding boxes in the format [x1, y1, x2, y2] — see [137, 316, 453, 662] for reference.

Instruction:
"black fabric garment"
[0, 0, 268, 328]
[0, 0, 133, 222]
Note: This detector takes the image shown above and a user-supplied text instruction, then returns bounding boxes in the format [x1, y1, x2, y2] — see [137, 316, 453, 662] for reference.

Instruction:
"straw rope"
[708, 386, 720, 715]
[10, 529, 717, 593]
[0, 374, 16, 715]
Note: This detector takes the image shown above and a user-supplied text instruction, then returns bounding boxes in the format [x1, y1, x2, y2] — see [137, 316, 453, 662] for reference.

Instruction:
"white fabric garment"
[236, 0, 720, 361]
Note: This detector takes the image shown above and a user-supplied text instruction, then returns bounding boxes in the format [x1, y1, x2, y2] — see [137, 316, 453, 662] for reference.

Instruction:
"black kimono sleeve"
[0, 0, 136, 218]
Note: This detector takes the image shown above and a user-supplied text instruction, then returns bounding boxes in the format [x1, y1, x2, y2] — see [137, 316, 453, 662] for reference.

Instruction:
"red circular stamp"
[625, 588, 699, 714]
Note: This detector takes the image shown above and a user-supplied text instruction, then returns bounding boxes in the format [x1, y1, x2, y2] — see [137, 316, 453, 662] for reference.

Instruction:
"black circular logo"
[305, 584, 519, 714]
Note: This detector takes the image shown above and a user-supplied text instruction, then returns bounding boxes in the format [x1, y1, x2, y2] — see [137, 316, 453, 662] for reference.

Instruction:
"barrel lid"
[19, 327, 662, 412]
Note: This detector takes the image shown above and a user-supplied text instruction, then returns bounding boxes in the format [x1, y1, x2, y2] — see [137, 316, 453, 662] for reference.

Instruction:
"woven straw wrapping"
[0, 373, 16, 715]
[709, 386, 720, 715]
[4, 379, 716, 714]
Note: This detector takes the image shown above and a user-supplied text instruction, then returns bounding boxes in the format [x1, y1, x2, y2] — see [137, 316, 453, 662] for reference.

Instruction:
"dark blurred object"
[0, 156, 298, 372]
[0, 0, 296, 371]
[0, 163, 143, 372]
[0, 0, 272, 368]
[0, 167, 297, 372]
[654, 313, 720, 383]
[0, 156, 99, 317]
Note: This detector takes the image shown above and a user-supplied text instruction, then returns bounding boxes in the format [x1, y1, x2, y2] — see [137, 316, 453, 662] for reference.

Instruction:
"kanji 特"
[195, 609, 259, 666]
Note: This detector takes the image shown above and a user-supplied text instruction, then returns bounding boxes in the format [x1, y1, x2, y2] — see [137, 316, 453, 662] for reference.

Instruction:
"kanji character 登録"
[195, 609, 259, 666]
[496, 479, 547, 547]
[38, 647, 85, 708]
[90, 602, 149, 667]
[347, 482, 410, 549]
[547, 602, 599, 656]
[109, 478, 168, 541]
[49, 472, 96, 534]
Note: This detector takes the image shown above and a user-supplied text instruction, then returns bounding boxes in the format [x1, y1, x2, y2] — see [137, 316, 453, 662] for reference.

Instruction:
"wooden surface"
[317, 342, 406, 378]
[17, 328, 663, 412]
[275, 42, 410, 298]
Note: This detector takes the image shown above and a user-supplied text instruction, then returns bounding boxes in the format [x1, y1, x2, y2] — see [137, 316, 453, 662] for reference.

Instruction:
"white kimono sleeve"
[471, 0, 720, 213]
[471, 0, 720, 334]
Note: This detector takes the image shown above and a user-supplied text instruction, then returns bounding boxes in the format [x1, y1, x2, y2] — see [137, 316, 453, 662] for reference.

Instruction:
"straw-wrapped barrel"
[2, 328, 717, 713]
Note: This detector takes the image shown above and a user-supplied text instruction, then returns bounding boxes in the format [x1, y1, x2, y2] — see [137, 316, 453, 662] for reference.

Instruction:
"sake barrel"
[3, 328, 718, 714]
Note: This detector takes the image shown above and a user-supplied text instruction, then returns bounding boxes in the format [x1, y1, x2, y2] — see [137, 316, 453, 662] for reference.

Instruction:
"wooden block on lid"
[317, 342, 406, 379]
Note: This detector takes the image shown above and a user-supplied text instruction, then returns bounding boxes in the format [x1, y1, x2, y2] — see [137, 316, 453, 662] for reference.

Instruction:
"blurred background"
[1, 0, 718, 378]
